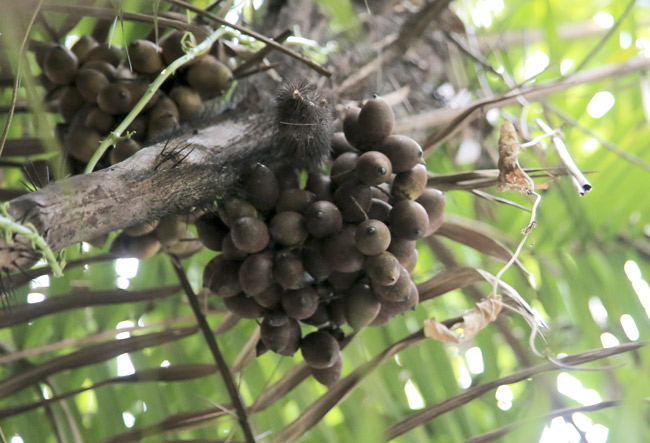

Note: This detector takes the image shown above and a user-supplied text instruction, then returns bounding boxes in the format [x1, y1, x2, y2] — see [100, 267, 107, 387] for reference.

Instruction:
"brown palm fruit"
[110, 233, 161, 259]
[71, 35, 98, 62]
[282, 286, 319, 320]
[43, 45, 78, 85]
[161, 31, 199, 65]
[343, 106, 363, 148]
[356, 151, 392, 186]
[169, 85, 204, 121]
[306, 173, 333, 201]
[273, 165, 300, 191]
[331, 132, 356, 157]
[230, 217, 269, 253]
[217, 198, 258, 227]
[328, 297, 348, 326]
[37, 73, 57, 92]
[241, 163, 279, 211]
[330, 152, 358, 185]
[355, 219, 391, 256]
[109, 138, 141, 165]
[221, 233, 248, 261]
[154, 216, 185, 245]
[372, 265, 412, 302]
[164, 231, 203, 258]
[365, 252, 401, 286]
[345, 283, 381, 328]
[97, 83, 132, 115]
[58, 87, 85, 121]
[302, 303, 330, 327]
[300, 330, 340, 369]
[311, 352, 342, 387]
[274, 251, 305, 290]
[389, 200, 429, 240]
[146, 96, 180, 140]
[260, 312, 291, 352]
[371, 184, 391, 202]
[239, 252, 274, 295]
[277, 318, 302, 356]
[223, 293, 266, 319]
[269, 211, 308, 246]
[86, 43, 122, 66]
[388, 238, 418, 273]
[368, 198, 392, 222]
[334, 179, 372, 223]
[276, 189, 315, 213]
[124, 220, 159, 237]
[392, 164, 428, 201]
[187, 55, 233, 96]
[33, 42, 57, 69]
[302, 241, 332, 281]
[195, 213, 228, 251]
[125, 114, 147, 141]
[256, 339, 268, 357]
[378, 135, 423, 173]
[85, 106, 114, 133]
[321, 227, 365, 273]
[417, 188, 445, 236]
[378, 281, 419, 317]
[304, 201, 342, 238]
[64, 126, 101, 163]
[81, 60, 118, 80]
[75, 68, 109, 103]
[128, 40, 164, 74]
[254, 284, 283, 309]
[357, 96, 394, 146]
[328, 270, 360, 290]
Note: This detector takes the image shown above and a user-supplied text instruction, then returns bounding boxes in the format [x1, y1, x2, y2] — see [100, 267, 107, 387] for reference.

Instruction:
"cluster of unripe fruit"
[34, 31, 233, 168]
[198, 97, 445, 386]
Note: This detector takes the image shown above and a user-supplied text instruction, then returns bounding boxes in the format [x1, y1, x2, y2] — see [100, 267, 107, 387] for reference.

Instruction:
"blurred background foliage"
[0, 0, 649, 442]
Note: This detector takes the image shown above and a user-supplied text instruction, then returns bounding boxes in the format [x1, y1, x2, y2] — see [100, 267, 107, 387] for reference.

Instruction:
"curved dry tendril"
[0, 203, 64, 277]
[83, 27, 227, 174]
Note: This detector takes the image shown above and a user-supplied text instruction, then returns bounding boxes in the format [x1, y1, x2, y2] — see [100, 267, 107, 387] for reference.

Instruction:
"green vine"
[0, 203, 65, 277]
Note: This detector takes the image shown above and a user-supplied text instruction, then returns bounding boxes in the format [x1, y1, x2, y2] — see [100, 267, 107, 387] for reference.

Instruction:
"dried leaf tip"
[497, 121, 534, 195]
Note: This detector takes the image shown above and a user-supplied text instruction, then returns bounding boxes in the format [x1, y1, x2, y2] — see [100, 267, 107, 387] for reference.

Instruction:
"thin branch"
[170, 256, 255, 443]
[383, 341, 647, 441]
[232, 29, 292, 77]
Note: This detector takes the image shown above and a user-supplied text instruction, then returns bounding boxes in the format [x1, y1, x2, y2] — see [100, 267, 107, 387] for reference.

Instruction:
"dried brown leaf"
[497, 121, 534, 194]
[424, 296, 503, 343]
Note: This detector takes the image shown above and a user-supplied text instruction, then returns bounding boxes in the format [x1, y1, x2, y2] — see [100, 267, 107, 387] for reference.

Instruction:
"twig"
[232, 29, 292, 77]
[169, 256, 256, 443]
[536, 119, 592, 196]
[570, 0, 636, 74]
[84, 26, 227, 173]
[383, 341, 646, 441]
[166, 0, 331, 77]
[0, 0, 44, 159]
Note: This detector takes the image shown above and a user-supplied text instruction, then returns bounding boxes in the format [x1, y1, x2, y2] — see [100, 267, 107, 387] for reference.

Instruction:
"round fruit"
[345, 283, 381, 328]
[75, 68, 109, 103]
[254, 285, 283, 309]
[58, 87, 85, 121]
[368, 198, 392, 222]
[365, 252, 401, 286]
[85, 106, 114, 133]
[343, 106, 363, 148]
[241, 163, 279, 211]
[204, 256, 241, 298]
[221, 233, 248, 261]
[217, 198, 258, 227]
[306, 173, 333, 201]
[274, 251, 305, 290]
[187, 55, 233, 96]
[355, 219, 391, 256]
[321, 228, 365, 273]
[269, 211, 308, 246]
[388, 238, 418, 273]
[304, 201, 342, 238]
[371, 265, 412, 302]
[333, 179, 372, 223]
[109, 138, 141, 164]
[97, 83, 132, 115]
[330, 152, 358, 185]
[302, 241, 332, 281]
[64, 126, 101, 163]
[378, 135, 423, 173]
[223, 293, 265, 319]
[43, 45, 78, 85]
[392, 164, 427, 200]
[124, 220, 159, 237]
[154, 216, 185, 245]
[169, 85, 204, 121]
[300, 330, 340, 369]
[331, 132, 356, 156]
[282, 286, 319, 320]
[71, 35, 98, 62]
[388, 200, 429, 240]
[86, 43, 122, 66]
[110, 233, 160, 259]
[277, 318, 302, 356]
[230, 217, 269, 253]
[239, 252, 273, 295]
[128, 40, 164, 74]
[417, 188, 445, 236]
[357, 96, 394, 145]
[311, 353, 342, 387]
[276, 189, 315, 213]
[356, 151, 392, 185]
[261, 312, 291, 352]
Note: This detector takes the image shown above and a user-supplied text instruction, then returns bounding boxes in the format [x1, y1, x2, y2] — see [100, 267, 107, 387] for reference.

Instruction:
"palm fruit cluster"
[34, 31, 234, 169]
[198, 96, 446, 386]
